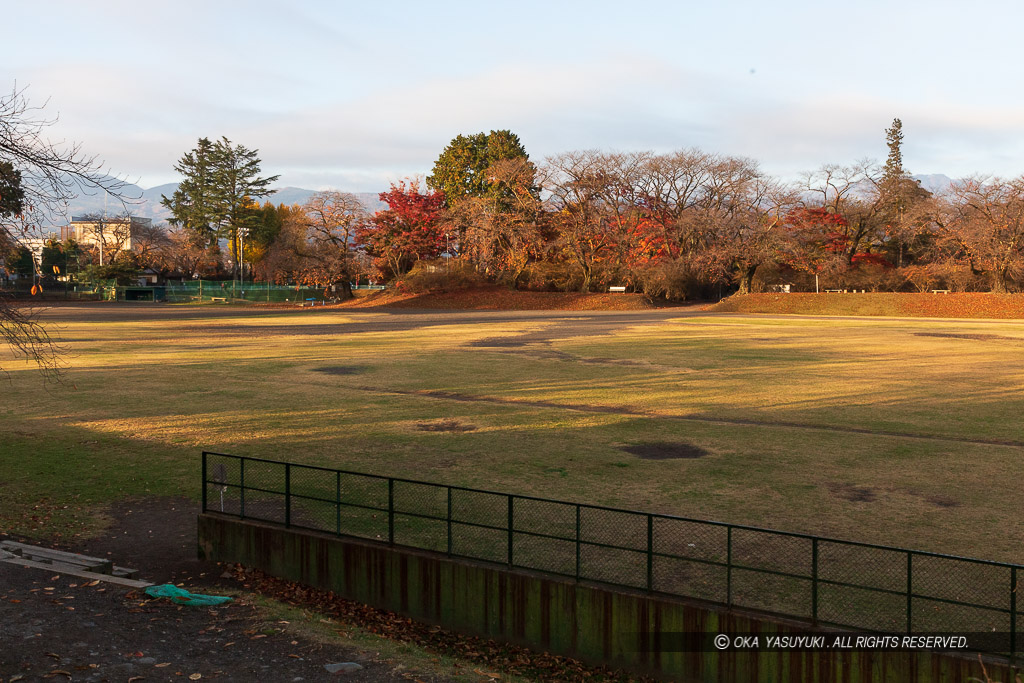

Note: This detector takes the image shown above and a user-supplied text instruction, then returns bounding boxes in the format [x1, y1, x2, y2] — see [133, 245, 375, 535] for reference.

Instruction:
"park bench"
[608, 286, 626, 293]
[932, 289, 950, 294]
[210, 297, 227, 303]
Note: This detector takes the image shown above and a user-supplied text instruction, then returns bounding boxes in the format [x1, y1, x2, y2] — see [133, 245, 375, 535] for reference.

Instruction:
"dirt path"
[0, 499, 453, 683]
[351, 385, 1024, 449]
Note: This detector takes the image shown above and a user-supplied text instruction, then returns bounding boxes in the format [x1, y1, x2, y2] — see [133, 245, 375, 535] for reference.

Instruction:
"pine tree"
[162, 137, 279, 276]
[882, 118, 905, 187]
[161, 137, 220, 243]
[879, 118, 930, 267]
[210, 136, 280, 275]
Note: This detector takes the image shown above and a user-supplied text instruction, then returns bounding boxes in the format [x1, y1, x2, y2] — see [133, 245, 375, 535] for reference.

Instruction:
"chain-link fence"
[202, 451, 1021, 658]
[165, 280, 384, 304]
[1, 279, 118, 301]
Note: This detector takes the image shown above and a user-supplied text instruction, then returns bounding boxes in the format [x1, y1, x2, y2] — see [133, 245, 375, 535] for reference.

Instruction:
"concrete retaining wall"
[198, 513, 1016, 682]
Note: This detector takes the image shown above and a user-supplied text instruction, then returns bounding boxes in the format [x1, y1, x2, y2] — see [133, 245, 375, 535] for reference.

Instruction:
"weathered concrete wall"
[198, 513, 1017, 682]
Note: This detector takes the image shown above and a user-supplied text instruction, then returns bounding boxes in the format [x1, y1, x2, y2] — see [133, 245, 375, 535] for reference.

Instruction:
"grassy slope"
[342, 287, 660, 310]
[1, 308, 1023, 568]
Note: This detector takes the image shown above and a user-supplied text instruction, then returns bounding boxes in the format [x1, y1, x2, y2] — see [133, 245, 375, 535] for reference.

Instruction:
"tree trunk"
[337, 280, 353, 300]
[993, 269, 1009, 293]
[737, 264, 758, 295]
[579, 266, 591, 294]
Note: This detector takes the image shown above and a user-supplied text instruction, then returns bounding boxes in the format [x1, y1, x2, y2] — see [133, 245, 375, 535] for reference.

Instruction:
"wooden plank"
[0, 541, 113, 573]
[1, 557, 151, 588]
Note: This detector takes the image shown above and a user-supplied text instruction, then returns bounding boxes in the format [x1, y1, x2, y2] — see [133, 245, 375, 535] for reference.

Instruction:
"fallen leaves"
[223, 564, 653, 682]
[711, 292, 1024, 319]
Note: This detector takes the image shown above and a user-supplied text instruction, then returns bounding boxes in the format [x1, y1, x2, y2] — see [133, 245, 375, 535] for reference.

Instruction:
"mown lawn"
[1, 304, 1022, 567]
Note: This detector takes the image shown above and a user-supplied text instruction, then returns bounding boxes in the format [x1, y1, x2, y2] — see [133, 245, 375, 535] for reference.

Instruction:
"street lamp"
[237, 227, 249, 294]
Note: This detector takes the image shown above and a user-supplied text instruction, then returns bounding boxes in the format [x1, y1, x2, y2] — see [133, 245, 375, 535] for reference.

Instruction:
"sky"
[5, 0, 1024, 192]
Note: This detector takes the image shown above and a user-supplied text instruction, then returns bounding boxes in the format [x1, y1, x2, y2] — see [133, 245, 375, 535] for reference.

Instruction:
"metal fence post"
[446, 487, 452, 556]
[1012, 566, 1018, 663]
[906, 551, 913, 634]
[284, 463, 291, 528]
[812, 538, 819, 625]
[647, 514, 654, 591]
[727, 526, 733, 607]
[388, 478, 395, 544]
[201, 452, 207, 512]
[575, 504, 582, 581]
[239, 458, 246, 519]
[507, 495, 514, 568]
[335, 470, 341, 535]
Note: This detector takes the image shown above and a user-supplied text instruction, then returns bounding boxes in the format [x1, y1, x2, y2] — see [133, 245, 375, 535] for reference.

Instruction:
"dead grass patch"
[619, 442, 709, 460]
[415, 419, 477, 433]
[312, 366, 365, 375]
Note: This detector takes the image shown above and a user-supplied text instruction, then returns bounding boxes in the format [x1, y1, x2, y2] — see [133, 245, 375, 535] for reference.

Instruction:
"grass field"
[1, 303, 1023, 572]
[711, 291, 1024, 319]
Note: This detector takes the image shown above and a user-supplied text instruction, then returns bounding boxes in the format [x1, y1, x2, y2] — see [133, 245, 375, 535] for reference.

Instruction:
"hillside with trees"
[20, 121, 1024, 302]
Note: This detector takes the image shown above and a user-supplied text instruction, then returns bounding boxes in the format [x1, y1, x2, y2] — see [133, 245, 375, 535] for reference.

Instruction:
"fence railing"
[202, 452, 1021, 658]
[164, 280, 385, 304]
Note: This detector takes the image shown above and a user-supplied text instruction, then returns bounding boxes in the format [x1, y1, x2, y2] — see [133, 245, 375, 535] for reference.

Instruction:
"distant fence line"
[202, 452, 1021, 660]
[165, 280, 385, 303]
[1, 279, 385, 303]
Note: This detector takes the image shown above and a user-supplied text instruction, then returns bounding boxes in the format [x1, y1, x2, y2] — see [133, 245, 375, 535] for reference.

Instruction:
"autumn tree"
[940, 177, 1024, 292]
[625, 151, 761, 298]
[284, 192, 368, 299]
[244, 201, 286, 266]
[359, 181, 446, 280]
[708, 172, 796, 294]
[801, 162, 889, 267]
[0, 86, 129, 380]
[453, 158, 544, 285]
[131, 223, 173, 273]
[778, 208, 852, 291]
[542, 151, 622, 293]
[165, 225, 221, 278]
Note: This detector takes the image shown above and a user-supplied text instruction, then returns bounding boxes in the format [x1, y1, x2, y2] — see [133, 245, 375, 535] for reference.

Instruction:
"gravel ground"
[0, 499, 455, 683]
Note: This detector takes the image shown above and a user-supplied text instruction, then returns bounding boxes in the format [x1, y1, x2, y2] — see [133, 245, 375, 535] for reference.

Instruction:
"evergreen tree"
[427, 130, 533, 207]
[7, 244, 34, 277]
[162, 137, 279, 277]
[882, 118, 905, 187]
[0, 160, 25, 218]
[39, 238, 64, 278]
[161, 137, 220, 243]
[879, 118, 931, 267]
[211, 136, 279, 274]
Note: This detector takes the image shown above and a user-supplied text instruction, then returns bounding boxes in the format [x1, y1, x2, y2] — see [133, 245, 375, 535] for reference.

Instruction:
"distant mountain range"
[913, 174, 954, 195]
[60, 180, 385, 224]
[58, 173, 957, 225]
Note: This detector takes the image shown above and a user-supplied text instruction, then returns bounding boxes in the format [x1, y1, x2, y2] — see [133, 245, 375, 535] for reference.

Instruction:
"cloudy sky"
[5, 0, 1024, 192]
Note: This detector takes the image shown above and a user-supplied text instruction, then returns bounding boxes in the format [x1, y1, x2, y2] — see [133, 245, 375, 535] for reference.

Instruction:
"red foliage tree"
[779, 208, 850, 290]
[358, 181, 447, 280]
